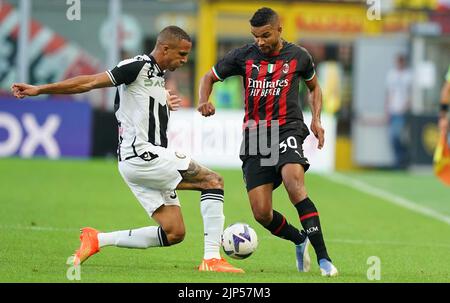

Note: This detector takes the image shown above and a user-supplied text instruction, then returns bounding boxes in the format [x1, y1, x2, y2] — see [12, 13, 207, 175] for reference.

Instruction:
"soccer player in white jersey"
[11, 26, 243, 273]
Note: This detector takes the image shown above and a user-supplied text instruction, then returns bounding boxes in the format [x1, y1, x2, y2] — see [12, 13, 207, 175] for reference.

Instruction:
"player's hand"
[11, 83, 39, 99]
[166, 90, 182, 111]
[438, 115, 449, 134]
[310, 119, 325, 149]
[197, 102, 215, 117]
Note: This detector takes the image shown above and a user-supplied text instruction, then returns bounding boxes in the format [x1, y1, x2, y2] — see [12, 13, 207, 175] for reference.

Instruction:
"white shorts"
[118, 146, 191, 217]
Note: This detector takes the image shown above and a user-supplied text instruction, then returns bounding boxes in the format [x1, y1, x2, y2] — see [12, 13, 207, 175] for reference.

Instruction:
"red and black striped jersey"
[212, 41, 315, 128]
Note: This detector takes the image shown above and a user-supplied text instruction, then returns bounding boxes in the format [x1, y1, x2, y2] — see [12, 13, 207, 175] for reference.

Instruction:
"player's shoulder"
[287, 43, 312, 58]
[117, 55, 148, 67]
[228, 43, 257, 58]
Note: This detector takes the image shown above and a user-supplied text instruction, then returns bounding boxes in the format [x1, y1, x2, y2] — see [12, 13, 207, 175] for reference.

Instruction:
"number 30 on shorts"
[279, 136, 298, 153]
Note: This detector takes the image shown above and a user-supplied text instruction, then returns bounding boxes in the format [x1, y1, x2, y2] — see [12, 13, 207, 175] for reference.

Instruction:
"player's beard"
[260, 41, 279, 55]
[259, 46, 271, 54]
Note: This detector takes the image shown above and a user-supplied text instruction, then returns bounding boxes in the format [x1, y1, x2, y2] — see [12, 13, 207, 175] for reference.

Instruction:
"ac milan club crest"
[282, 63, 290, 74]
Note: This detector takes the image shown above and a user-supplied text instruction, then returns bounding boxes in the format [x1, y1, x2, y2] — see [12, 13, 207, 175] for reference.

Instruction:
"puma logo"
[252, 63, 260, 71]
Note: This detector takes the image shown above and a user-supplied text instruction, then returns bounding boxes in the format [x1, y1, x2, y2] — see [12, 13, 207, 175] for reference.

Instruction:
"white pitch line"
[323, 173, 450, 226]
[326, 238, 450, 249]
[0, 225, 78, 232]
[3, 224, 450, 249]
[260, 235, 450, 249]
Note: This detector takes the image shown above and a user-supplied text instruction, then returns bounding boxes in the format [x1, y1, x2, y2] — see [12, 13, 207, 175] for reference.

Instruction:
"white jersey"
[107, 54, 169, 161]
[386, 68, 412, 115]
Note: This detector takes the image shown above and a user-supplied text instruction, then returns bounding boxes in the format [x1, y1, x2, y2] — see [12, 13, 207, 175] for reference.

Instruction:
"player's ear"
[162, 44, 169, 54]
[278, 26, 282, 35]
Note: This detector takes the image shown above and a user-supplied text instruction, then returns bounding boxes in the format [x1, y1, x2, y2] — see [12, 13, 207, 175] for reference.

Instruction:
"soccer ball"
[221, 222, 258, 259]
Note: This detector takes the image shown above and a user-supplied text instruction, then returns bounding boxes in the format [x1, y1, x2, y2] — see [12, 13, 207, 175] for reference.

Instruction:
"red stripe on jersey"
[252, 61, 268, 124]
[279, 60, 298, 126]
[244, 60, 253, 125]
[265, 60, 284, 125]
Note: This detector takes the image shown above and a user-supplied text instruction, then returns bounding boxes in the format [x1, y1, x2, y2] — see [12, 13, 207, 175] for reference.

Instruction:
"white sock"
[200, 189, 225, 260]
[97, 226, 168, 248]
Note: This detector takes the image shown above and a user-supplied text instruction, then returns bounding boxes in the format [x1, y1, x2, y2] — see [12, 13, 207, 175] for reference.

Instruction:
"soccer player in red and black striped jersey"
[198, 7, 338, 276]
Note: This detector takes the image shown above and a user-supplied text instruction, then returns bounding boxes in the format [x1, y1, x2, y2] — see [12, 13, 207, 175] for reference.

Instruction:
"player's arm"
[166, 90, 183, 111]
[198, 48, 241, 117]
[11, 72, 114, 99]
[305, 75, 325, 150]
[197, 70, 220, 117]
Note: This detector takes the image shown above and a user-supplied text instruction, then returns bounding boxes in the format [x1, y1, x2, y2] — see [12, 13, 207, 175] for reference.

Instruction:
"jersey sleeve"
[212, 48, 243, 81]
[298, 47, 316, 82]
[107, 58, 146, 86]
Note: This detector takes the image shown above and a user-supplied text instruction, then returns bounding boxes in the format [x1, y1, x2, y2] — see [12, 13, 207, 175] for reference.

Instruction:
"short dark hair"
[249, 7, 278, 27]
[157, 26, 191, 44]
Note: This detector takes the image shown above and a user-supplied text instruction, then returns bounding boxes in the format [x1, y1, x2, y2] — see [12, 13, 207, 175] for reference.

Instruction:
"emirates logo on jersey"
[248, 78, 288, 89]
[282, 63, 290, 74]
[247, 78, 289, 97]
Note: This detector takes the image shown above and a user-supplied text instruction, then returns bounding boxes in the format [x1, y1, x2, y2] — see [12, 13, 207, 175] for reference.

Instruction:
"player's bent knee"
[166, 229, 185, 245]
[252, 208, 272, 226]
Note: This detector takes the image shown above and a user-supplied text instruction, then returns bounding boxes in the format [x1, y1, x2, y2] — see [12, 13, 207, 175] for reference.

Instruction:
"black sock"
[295, 197, 331, 262]
[158, 226, 170, 247]
[264, 210, 306, 245]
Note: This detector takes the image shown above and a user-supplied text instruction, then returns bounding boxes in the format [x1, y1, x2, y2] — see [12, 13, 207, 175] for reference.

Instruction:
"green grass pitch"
[0, 158, 449, 282]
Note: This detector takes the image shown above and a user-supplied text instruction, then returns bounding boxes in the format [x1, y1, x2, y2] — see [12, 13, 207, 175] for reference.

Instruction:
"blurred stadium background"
[0, 0, 449, 283]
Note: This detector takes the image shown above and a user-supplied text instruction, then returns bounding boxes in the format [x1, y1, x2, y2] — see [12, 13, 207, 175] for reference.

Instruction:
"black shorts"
[241, 128, 310, 192]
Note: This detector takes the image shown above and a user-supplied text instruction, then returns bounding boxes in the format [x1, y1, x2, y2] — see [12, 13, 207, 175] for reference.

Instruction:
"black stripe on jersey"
[159, 104, 169, 148]
[145, 55, 165, 77]
[271, 63, 293, 123]
[114, 88, 120, 113]
[148, 97, 156, 145]
[245, 60, 257, 125]
[110, 60, 146, 86]
[117, 122, 122, 161]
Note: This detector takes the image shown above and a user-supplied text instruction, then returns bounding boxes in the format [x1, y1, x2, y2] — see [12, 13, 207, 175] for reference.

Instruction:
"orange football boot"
[198, 257, 245, 273]
[73, 227, 100, 266]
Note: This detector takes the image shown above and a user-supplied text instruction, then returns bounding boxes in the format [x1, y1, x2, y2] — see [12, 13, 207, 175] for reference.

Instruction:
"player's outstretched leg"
[73, 206, 185, 266]
[248, 184, 311, 272]
[73, 225, 174, 266]
[177, 160, 244, 273]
